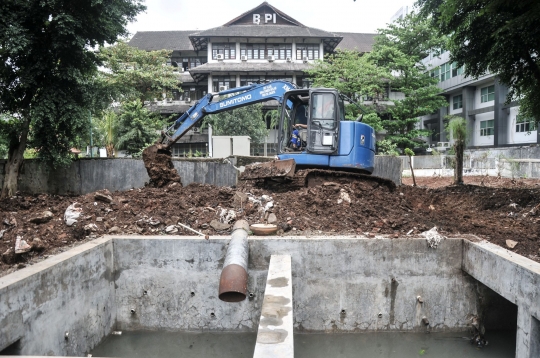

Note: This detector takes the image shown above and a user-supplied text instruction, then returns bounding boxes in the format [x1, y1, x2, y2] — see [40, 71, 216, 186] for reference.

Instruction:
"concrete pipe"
[219, 220, 250, 302]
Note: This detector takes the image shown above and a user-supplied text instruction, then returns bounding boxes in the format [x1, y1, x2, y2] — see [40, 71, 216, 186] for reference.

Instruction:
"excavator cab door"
[307, 90, 340, 154]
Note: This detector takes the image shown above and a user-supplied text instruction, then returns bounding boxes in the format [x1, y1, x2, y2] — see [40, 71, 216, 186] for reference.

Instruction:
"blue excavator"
[144, 80, 392, 188]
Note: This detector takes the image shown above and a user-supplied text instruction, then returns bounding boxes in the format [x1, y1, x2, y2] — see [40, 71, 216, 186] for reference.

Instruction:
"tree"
[418, 0, 540, 123]
[446, 116, 468, 185]
[307, 50, 389, 100]
[98, 41, 181, 103]
[404, 148, 417, 187]
[369, 12, 448, 151]
[204, 104, 269, 144]
[95, 111, 118, 158]
[116, 100, 164, 156]
[0, 0, 145, 197]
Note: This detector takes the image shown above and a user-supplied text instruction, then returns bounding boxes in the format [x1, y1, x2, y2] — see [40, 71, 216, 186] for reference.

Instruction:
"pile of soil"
[1, 176, 539, 276]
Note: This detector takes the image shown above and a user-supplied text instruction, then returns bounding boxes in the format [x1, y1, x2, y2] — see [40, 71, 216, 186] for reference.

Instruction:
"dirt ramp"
[142, 145, 182, 187]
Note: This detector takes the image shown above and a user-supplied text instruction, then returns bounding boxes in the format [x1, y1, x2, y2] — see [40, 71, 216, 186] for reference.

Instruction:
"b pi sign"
[253, 13, 277, 25]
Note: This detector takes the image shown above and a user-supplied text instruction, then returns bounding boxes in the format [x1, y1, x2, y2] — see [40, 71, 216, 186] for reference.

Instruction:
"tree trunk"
[454, 142, 464, 185]
[1, 119, 31, 198]
[408, 155, 416, 187]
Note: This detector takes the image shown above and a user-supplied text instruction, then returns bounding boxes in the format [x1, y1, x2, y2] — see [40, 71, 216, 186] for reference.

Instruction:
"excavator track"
[239, 168, 396, 192]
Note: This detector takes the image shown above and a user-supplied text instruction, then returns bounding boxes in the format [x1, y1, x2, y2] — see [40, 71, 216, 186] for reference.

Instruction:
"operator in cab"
[290, 104, 308, 150]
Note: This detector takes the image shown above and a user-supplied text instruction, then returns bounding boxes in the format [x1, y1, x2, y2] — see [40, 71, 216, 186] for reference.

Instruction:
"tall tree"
[98, 41, 181, 103]
[307, 50, 389, 100]
[418, 0, 540, 123]
[0, 0, 145, 197]
[115, 100, 164, 156]
[369, 12, 448, 151]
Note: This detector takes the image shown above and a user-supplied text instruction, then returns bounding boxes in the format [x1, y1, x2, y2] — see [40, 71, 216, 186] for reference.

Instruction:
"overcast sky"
[126, 0, 417, 37]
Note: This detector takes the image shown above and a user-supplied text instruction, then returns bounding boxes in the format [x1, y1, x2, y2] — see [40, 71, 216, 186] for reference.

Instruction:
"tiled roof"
[192, 25, 339, 40]
[334, 32, 377, 53]
[128, 31, 198, 51]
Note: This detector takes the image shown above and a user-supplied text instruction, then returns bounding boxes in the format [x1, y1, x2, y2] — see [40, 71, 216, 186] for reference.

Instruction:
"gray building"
[420, 52, 539, 149]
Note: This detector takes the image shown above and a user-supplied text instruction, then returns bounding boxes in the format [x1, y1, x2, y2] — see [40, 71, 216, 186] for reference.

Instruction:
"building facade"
[128, 1, 376, 156]
[420, 51, 539, 149]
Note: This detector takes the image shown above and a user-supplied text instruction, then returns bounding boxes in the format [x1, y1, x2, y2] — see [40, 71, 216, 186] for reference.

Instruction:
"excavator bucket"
[240, 159, 296, 180]
[142, 144, 182, 187]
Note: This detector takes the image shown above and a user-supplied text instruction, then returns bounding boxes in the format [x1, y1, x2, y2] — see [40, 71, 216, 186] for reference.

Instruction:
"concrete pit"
[0, 235, 538, 357]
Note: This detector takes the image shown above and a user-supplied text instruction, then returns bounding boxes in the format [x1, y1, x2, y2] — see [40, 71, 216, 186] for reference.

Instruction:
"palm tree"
[447, 116, 467, 185]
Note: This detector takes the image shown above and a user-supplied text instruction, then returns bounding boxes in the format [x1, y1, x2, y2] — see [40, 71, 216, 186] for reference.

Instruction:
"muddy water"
[90, 331, 256, 357]
[295, 330, 516, 358]
[91, 330, 515, 358]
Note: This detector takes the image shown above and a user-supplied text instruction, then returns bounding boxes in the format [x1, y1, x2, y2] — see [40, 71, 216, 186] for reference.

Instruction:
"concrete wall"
[113, 237, 474, 334]
[0, 237, 115, 356]
[463, 240, 540, 358]
[0, 158, 239, 195]
[401, 146, 540, 178]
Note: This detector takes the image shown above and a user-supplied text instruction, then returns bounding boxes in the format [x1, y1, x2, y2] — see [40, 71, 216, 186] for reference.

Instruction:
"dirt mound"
[142, 145, 182, 187]
[1, 176, 539, 276]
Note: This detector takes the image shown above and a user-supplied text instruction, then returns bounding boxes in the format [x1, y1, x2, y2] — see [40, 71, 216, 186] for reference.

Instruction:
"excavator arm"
[159, 80, 296, 149]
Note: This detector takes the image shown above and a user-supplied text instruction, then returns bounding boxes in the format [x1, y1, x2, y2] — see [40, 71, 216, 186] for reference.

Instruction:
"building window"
[480, 119, 494, 136]
[481, 85, 495, 103]
[212, 76, 236, 92]
[430, 67, 440, 82]
[440, 63, 451, 82]
[515, 115, 537, 133]
[212, 43, 236, 60]
[452, 94, 463, 110]
[296, 76, 312, 88]
[451, 62, 464, 77]
[240, 44, 292, 60]
[296, 44, 320, 60]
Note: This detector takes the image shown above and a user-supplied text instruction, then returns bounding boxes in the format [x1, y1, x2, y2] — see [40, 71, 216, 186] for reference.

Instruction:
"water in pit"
[90, 331, 256, 358]
[91, 330, 515, 358]
[295, 330, 516, 358]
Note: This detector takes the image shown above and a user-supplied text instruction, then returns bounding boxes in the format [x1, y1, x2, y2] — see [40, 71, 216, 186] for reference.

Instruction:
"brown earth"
[1, 175, 539, 277]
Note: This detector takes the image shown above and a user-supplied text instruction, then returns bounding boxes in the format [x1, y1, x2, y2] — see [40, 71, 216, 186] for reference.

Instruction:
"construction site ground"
[1, 175, 539, 277]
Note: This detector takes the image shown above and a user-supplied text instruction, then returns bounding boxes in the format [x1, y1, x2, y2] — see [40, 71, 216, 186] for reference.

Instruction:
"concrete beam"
[253, 254, 294, 358]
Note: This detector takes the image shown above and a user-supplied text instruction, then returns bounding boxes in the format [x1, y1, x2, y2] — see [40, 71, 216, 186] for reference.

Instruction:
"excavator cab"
[278, 88, 342, 155]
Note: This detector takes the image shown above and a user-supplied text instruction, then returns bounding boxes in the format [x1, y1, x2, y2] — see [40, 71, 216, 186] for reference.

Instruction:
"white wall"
[508, 107, 538, 144]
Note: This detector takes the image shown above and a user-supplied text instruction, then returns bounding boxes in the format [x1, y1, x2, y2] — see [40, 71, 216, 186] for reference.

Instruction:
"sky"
[126, 0, 417, 37]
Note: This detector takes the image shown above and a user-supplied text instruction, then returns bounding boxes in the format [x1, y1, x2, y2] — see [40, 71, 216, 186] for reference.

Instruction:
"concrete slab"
[253, 255, 293, 358]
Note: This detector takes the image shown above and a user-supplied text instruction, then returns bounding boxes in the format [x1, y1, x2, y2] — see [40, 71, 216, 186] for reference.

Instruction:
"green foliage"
[306, 50, 390, 99]
[446, 116, 467, 144]
[93, 110, 119, 157]
[377, 139, 400, 156]
[116, 100, 164, 155]
[204, 104, 268, 144]
[418, 0, 540, 124]
[370, 12, 448, 150]
[0, 0, 145, 192]
[404, 148, 414, 156]
[98, 41, 181, 102]
[361, 112, 384, 133]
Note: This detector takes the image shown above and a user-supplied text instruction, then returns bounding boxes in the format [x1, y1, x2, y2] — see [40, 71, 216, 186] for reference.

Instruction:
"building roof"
[334, 32, 377, 53]
[189, 61, 311, 81]
[223, 1, 304, 27]
[128, 30, 198, 51]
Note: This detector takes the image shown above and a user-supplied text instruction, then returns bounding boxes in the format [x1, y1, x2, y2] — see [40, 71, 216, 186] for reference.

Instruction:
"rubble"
[29, 210, 53, 224]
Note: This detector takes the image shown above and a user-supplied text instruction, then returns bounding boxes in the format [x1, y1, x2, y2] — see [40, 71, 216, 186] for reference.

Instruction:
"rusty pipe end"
[219, 264, 248, 302]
